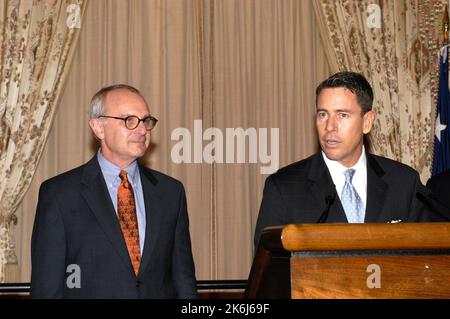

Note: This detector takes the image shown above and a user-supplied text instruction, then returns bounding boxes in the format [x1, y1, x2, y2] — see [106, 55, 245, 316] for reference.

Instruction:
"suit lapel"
[308, 152, 389, 223]
[364, 154, 388, 222]
[138, 165, 163, 276]
[307, 153, 347, 223]
[80, 156, 135, 274]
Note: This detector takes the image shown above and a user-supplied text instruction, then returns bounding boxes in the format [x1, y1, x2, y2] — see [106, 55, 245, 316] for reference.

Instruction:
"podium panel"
[291, 254, 450, 298]
[246, 223, 450, 299]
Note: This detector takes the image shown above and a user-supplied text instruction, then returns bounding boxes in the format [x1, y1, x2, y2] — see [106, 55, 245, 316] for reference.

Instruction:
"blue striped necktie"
[341, 169, 365, 223]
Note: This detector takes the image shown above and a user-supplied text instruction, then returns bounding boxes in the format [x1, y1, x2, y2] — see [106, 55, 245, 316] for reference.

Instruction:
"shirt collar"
[96, 149, 139, 184]
[353, 147, 367, 173]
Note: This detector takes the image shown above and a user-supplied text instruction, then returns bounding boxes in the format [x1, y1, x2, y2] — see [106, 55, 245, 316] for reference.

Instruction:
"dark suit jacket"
[31, 156, 197, 298]
[254, 152, 431, 249]
[427, 169, 450, 210]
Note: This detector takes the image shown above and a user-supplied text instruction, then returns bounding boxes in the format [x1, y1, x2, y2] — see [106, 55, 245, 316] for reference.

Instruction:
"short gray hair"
[89, 84, 141, 119]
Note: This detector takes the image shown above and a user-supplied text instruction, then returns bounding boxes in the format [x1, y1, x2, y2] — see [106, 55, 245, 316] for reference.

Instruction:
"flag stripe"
[432, 46, 450, 176]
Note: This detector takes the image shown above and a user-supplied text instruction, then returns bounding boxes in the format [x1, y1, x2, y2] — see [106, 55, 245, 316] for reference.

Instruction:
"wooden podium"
[245, 223, 450, 298]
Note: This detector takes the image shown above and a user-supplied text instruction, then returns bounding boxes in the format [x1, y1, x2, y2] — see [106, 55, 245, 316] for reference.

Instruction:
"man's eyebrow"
[121, 113, 151, 117]
[316, 108, 353, 113]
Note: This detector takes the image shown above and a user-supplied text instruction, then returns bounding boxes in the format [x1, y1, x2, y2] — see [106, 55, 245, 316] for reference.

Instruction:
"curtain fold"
[0, 0, 86, 282]
[313, 0, 446, 182]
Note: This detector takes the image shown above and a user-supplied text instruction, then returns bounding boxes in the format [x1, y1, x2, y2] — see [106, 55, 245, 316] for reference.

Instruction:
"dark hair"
[90, 84, 142, 118]
[315, 72, 374, 114]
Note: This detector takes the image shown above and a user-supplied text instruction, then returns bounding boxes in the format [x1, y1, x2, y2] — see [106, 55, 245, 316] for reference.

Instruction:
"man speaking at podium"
[31, 85, 197, 298]
[254, 72, 438, 249]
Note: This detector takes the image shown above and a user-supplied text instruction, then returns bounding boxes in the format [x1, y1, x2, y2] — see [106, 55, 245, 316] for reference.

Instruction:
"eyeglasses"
[98, 115, 158, 131]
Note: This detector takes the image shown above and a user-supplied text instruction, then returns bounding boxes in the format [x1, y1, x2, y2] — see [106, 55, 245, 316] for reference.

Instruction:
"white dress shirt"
[322, 146, 368, 210]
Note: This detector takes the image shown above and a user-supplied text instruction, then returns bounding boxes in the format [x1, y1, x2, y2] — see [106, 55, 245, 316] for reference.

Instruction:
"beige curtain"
[208, 0, 330, 278]
[0, 0, 86, 282]
[15, 0, 330, 282]
[313, 0, 447, 182]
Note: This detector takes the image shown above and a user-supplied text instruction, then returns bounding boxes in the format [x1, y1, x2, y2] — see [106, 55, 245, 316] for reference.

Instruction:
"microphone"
[416, 184, 450, 222]
[317, 185, 336, 223]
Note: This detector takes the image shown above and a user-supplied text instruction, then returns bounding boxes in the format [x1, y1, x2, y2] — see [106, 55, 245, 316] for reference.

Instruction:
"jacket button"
[136, 280, 141, 288]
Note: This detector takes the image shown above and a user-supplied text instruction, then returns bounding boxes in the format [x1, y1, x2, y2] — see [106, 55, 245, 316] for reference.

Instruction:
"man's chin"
[129, 147, 147, 159]
[135, 150, 147, 158]
[322, 149, 341, 162]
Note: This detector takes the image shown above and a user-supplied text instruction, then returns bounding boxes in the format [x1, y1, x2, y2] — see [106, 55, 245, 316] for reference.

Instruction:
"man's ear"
[363, 110, 375, 134]
[89, 118, 105, 140]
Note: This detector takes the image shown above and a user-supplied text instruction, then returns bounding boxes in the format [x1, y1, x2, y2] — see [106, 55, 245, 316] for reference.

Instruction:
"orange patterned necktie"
[118, 170, 141, 275]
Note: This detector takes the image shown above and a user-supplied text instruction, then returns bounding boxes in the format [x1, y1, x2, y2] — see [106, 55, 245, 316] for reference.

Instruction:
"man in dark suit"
[31, 84, 197, 298]
[427, 169, 450, 209]
[254, 72, 434, 249]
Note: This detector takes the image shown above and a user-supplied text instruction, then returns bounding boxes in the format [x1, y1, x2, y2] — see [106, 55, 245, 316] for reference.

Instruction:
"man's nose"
[325, 116, 337, 132]
[135, 120, 148, 134]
